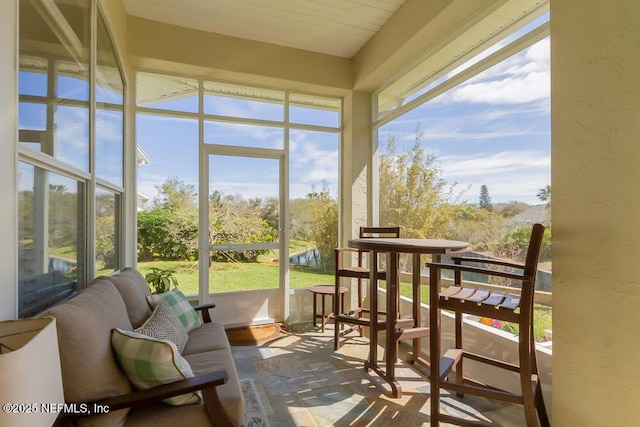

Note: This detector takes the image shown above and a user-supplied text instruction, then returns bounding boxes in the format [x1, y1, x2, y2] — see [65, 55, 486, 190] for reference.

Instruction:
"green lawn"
[137, 259, 551, 341]
[137, 260, 333, 295]
[377, 281, 551, 342]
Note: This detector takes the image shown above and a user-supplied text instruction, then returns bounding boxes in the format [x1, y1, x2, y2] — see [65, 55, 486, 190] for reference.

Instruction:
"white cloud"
[451, 71, 549, 104]
[435, 37, 550, 106]
[439, 150, 550, 204]
[209, 180, 279, 200]
[203, 121, 283, 148]
[289, 133, 339, 195]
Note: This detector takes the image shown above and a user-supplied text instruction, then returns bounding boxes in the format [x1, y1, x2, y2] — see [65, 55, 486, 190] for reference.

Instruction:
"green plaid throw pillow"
[147, 289, 202, 333]
[111, 328, 201, 405]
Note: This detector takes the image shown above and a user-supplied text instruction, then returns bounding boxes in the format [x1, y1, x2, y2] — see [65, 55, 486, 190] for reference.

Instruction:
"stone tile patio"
[231, 323, 526, 426]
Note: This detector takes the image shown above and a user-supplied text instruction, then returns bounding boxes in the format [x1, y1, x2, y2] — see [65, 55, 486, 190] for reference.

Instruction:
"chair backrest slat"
[359, 226, 401, 239]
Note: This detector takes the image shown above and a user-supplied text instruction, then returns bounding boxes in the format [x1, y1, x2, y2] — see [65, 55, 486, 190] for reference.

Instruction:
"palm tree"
[537, 185, 551, 206]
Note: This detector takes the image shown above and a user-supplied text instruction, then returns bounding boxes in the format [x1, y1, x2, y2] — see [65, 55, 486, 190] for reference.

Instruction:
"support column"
[551, 0, 640, 425]
[341, 91, 373, 310]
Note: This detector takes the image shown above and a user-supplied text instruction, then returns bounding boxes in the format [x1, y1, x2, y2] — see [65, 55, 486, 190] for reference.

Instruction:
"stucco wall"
[551, 0, 640, 425]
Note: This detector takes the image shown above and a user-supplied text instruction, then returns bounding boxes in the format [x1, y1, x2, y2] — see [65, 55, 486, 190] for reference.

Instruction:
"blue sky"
[379, 37, 550, 205]
[136, 32, 549, 207]
[19, 28, 550, 207]
[135, 113, 340, 203]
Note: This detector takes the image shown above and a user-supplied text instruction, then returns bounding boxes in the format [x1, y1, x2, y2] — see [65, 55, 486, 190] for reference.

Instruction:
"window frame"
[17, 0, 127, 316]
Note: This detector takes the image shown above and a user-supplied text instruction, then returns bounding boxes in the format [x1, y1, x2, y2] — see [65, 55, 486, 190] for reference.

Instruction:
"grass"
[379, 280, 552, 342]
[137, 260, 333, 295]
[137, 259, 552, 341]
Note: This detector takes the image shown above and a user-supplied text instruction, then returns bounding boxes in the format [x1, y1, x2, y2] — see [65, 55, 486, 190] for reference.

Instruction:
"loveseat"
[46, 268, 244, 427]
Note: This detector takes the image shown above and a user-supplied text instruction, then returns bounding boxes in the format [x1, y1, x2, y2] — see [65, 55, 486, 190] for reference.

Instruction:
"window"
[95, 187, 119, 275]
[18, 162, 85, 317]
[18, 0, 91, 171]
[96, 11, 124, 187]
[135, 74, 340, 296]
[18, 1, 126, 316]
[375, 16, 551, 342]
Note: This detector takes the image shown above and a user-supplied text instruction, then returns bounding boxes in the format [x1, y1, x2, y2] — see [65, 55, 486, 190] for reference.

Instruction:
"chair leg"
[454, 311, 464, 397]
[334, 276, 341, 351]
[530, 328, 550, 427]
[357, 277, 364, 337]
[519, 330, 538, 427]
[535, 378, 550, 427]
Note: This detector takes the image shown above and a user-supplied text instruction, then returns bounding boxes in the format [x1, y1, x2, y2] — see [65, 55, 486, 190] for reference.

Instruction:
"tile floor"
[231, 323, 527, 426]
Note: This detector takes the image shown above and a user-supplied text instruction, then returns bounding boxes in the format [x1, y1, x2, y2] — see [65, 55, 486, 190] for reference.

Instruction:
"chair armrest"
[334, 247, 362, 269]
[54, 370, 229, 426]
[451, 256, 525, 270]
[427, 262, 532, 282]
[194, 302, 216, 323]
[334, 247, 359, 254]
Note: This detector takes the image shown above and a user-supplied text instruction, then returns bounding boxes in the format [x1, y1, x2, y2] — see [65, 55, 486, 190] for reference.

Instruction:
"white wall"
[551, 0, 640, 425]
[0, 0, 18, 320]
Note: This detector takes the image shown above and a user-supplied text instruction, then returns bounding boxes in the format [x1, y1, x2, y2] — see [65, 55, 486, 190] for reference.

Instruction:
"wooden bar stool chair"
[333, 226, 400, 350]
[427, 223, 550, 427]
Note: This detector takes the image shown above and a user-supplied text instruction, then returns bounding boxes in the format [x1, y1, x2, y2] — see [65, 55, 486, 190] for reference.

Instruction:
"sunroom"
[2, 0, 640, 426]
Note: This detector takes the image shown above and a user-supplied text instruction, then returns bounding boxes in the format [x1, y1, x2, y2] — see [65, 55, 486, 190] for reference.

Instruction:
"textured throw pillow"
[111, 328, 201, 405]
[147, 289, 202, 333]
[135, 303, 188, 353]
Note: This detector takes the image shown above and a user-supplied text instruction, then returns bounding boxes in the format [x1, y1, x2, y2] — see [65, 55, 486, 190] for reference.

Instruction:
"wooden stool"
[309, 285, 348, 332]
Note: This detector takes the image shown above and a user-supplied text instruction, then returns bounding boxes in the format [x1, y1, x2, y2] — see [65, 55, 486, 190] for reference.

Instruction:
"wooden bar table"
[347, 237, 468, 397]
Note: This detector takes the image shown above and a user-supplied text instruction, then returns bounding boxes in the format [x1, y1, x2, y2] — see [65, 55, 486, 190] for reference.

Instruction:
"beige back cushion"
[108, 268, 153, 328]
[45, 279, 134, 426]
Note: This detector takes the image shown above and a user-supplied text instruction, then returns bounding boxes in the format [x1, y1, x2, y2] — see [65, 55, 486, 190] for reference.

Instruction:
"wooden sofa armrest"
[194, 302, 217, 323]
[54, 370, 229, 426]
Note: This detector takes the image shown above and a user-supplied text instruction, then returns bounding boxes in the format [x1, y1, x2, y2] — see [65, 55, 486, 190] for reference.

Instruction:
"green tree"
[446, 203, 505, 250]
[494, 201, 530, 218]
[155, 178, 199, 260]
[95, 193, 116, 270]
[537, 185, 551, 205]
[290, 198, 315, 242]
[137, 210, 173, 260]
[494, 225, 552, 263]
[379, 131, 457, 238]
[152, 177, 197, 212]
[306, 183, 338, 271]
[138, 177, 199, 261]
[479, 185, 494, 212]
[208, 191, 277, 262]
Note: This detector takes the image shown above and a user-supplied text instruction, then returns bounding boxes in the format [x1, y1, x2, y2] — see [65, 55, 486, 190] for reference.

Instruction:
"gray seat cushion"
[182, 321, 231, 355]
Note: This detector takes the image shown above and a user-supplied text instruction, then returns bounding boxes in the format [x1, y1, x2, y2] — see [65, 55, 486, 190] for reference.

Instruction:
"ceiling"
[121, 0, 407, 59]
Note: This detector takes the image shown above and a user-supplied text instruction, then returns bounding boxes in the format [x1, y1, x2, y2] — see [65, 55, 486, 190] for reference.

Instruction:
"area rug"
[227, 323, 286, 346]
[241, 378, 270, 427]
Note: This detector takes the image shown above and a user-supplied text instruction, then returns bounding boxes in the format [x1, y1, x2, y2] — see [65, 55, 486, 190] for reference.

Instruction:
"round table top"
[347, 237, 468, 254]
[309, 285, 348, 295]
